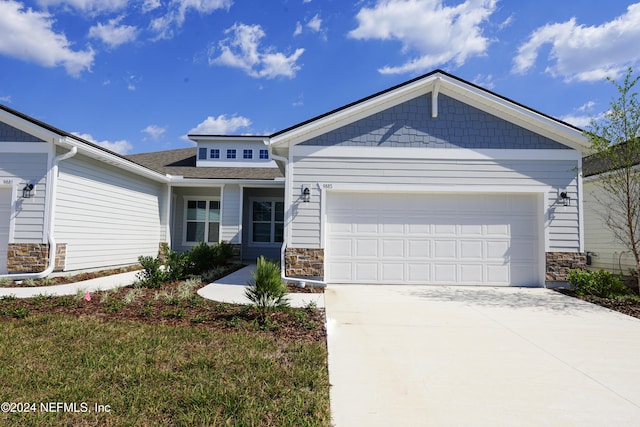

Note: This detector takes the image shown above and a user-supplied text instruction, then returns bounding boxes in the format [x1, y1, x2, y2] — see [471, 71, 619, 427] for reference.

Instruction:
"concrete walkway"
[325, 285, 640, 427]
[198, 264, 325, 308]
[0, 265, 325, 308]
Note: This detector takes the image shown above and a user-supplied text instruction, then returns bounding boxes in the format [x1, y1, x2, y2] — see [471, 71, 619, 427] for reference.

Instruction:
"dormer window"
[243, 149, 253, 159]
[227, 149, 236, 159]
[259, 149, 269, 159]
[210, 149, 220, 159]
[198, 147, 207, 160]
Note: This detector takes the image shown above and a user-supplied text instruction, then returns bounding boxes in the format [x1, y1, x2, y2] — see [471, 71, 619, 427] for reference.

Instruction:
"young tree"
[586, 67, 640, 288]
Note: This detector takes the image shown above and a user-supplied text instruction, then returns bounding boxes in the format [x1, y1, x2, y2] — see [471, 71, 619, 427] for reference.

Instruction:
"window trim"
[249, 198, 284, 247]
[182, 197, 221, 246]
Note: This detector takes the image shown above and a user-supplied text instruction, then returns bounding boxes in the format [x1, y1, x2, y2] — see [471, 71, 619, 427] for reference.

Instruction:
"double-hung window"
[185, 199, 220, 244]
[251, 200, 284, 245]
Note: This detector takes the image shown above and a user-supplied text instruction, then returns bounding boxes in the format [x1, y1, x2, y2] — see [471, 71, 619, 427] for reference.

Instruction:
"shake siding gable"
[54, 152, 166, 270]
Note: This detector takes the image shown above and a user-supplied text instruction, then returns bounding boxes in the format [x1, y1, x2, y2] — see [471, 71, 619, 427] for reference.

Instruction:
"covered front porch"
[168, 183, 284, 263]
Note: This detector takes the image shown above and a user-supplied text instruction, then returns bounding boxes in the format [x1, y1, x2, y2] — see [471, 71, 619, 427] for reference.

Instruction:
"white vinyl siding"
[55, 153, 166, 271]
[290, 150, 580, 252]
[0, 187, 11, 273]
[220, 185, 241, 244]
[583, 180, 636, 274]
[0, 152, 48, 243]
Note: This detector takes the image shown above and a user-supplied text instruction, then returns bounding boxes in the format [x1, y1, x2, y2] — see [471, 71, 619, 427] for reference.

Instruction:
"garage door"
[0, 187, 11, 274]
[326, 192, 540, 286]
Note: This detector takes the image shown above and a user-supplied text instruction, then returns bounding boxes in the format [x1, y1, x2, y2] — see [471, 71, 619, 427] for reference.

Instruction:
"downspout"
[0, 145, 77, 280]
[267, 143, 326, 287]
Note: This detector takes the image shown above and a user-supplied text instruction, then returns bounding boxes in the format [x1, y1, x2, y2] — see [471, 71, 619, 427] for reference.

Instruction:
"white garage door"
[326, 192, 540, 286]
[0, 187, 11, 274]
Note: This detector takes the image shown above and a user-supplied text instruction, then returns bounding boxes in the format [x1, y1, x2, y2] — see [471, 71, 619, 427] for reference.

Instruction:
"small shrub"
[244, 256, 289, 323]
[12, 306, 30, 319]
[190, 314, 207, 324]
[105, 299, 125, 313]
[0, 277, 12, 286]
[140, 301, 154, 317]
[165, 250, 192, 281]
[1, 295, 16, 302]
[162, 308, 184, 319]
[137, 255, 168, 288]
[22, 279, 38, 287]
[55, 296, 76, 307]
[201, 266, 227, 283]
[567, 269, 632, 298]
[38, 277, 55, 286]
[123, 288, 144, 305]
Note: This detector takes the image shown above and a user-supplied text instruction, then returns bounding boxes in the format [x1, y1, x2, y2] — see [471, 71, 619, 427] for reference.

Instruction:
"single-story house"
[0, 70, 590, 286]
[583, 144, 639, 274]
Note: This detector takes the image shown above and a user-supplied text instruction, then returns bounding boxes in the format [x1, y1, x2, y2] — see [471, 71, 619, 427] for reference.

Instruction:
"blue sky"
[1, 0, 639, 154]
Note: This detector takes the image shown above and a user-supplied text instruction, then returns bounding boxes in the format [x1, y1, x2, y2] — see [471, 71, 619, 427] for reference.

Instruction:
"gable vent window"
[226, 149, 236, 159]
[243, 149, 253, 159]
[198, 147, 207, 160]
[210, 149, 220, 159]
[259, 149, 269, 159]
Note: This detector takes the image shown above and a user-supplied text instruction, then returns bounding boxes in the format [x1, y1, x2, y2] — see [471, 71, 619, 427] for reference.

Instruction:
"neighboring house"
[582, 147, 639, 274]
[0, 70, 590, 286]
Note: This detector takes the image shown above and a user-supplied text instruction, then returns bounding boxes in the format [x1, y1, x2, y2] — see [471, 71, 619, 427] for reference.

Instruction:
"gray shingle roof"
[125, 148, 283, 180]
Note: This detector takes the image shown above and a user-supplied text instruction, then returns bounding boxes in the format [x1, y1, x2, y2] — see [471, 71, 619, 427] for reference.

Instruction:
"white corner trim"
[577, 158, 585, 253]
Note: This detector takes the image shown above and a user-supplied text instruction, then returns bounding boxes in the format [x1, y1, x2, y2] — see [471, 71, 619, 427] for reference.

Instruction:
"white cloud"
[0, 1, 94, 76]
[36, 0, 129, 13]
[307, 13, 322, 32]
[294, 21, 303, 36]
[73, 132, 133, 154]
[142, 0, 161, 13]
[513, 3, 640, 82]
[348, 0, 497, 75]
[89, 16, 138, 48]
[187, 114, 252, 136]
[472, 73, 495, 90]
[150, 0, 233, 40]
[142, 124, 166, 140]
[210, 23, 304, 79]
[560, 101, 604, 128]
[0, 96, 11, 103]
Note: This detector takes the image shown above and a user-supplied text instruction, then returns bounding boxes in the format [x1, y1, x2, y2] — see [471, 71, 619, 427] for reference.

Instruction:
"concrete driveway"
[325, 285, 640, 426]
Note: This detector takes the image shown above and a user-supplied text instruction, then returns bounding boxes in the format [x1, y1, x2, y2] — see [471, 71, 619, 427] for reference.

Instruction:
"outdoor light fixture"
[560, 191, 570, 207]
[22, 183, 34, 199]
[302, 187, 310, 203]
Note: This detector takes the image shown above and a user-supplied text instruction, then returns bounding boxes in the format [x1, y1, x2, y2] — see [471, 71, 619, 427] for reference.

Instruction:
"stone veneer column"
[284, 247, 324, 278]
[6, 243, 67, 273]
[545, 252, 586, 282]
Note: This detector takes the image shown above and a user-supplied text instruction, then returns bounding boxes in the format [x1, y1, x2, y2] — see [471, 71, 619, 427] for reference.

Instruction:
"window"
[251, 200, 284, 245]
[226, 149, 236, 159]
[243, 149, 253, 159]
[259, 149, 269, 159]
[198, 147, 207, 160]
[185, 200, 220, 244]
[210, 149, 220, 159]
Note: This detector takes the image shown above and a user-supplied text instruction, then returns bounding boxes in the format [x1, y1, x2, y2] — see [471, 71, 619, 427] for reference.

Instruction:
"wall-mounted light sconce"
[22, 183, 34, 199]
[302, 186, 310, 203]
[560, 191, 570, 207]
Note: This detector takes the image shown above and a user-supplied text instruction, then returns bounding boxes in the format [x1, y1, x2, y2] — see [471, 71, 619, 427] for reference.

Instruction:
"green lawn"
[0, 314, 330, 426]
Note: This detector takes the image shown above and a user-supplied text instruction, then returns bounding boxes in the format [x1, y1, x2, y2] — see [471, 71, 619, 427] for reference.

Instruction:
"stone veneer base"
[285, 247, 324, 278]
[6, 243, 66, 273]
[545, 251, 586, 282]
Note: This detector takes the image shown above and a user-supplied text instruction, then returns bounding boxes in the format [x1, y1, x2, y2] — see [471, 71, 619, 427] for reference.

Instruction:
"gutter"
[267, 143, 326, 287]
[0, 145, 77, 281]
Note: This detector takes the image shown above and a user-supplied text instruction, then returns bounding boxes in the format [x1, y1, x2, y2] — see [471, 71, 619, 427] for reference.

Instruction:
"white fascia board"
[168, 177, 285, 187]
[438, 77, 588, 152]
[0, 110, 64, 143]
[293, 145, 581, 161]
[56, 137, 169, 183]
[190, 135, 269, 144]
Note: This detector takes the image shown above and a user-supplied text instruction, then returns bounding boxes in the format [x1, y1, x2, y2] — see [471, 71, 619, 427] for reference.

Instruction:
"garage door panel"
[326, 192, 540, 286]
[407, 240, 430, 258]
[381, 239, 404, 257]
[355, 239, 378, 257]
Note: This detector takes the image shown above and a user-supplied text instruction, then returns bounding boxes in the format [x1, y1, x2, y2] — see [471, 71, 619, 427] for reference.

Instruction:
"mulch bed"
[287, 283, 325, 293]
[555, 288, 640, 320]
[0, 275, 326, 343]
